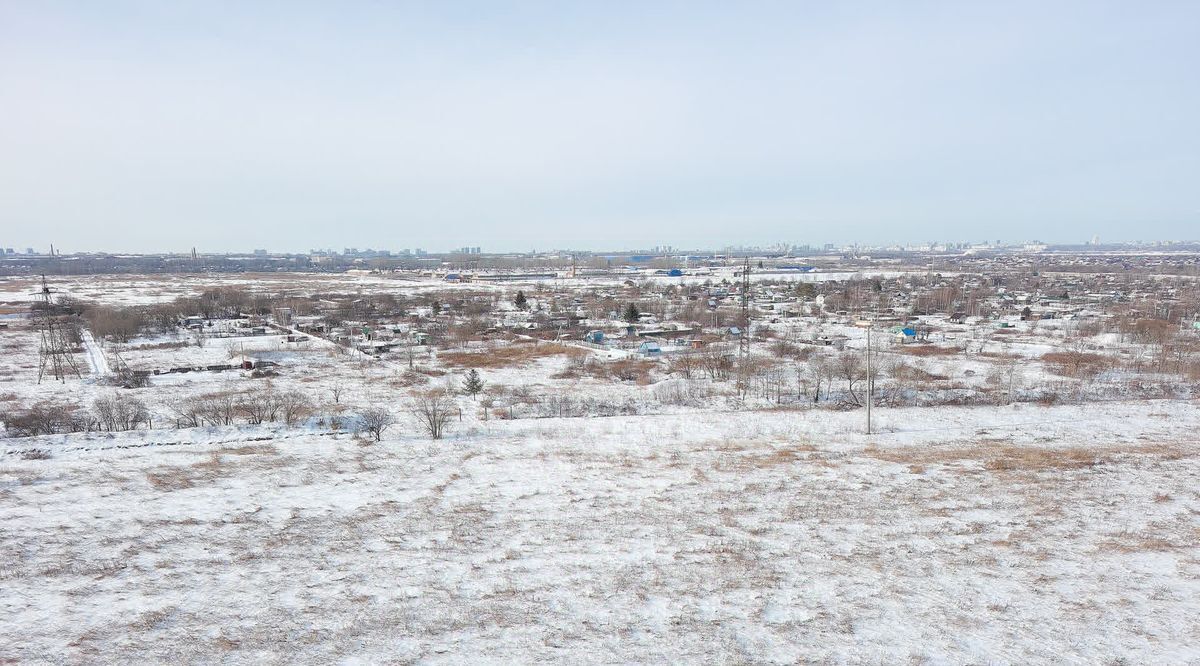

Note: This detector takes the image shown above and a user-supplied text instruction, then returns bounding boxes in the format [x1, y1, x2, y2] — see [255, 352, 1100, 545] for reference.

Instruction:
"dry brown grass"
[221, 444, 278, 456]
[901, 345, 961, 357]
[863, 441, 1190, 472]
[977, 351, 1023, 360]
[710, 443, 819, 472]
[982, 447, 1102, 471]
[749, 446, 818, 467]
[145, 468, 196, 491]
[145, 452, 235, 491]
[1041, 351, 1110, 378]
[1098, 532, 1191, 553]
[439, 344, 587, 369]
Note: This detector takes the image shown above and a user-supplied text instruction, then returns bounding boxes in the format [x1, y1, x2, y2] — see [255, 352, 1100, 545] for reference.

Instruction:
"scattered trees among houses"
[11, 259, 1200, 442]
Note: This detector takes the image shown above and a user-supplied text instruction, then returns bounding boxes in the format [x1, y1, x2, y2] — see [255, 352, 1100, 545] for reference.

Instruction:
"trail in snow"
[80, 329, 111, 376]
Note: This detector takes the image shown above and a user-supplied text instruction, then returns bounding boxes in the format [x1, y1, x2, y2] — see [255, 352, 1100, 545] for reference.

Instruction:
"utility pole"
[865, 322, 872, 435]
[736, 257, 752, 401]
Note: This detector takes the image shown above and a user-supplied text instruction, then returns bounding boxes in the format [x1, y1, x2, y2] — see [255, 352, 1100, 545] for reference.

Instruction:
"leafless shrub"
[195, 392, 239, 426]
[771, 339, 812, 360]
[666, 351, 699, 378]
[609, 359, 656, 383]
[5, 401, 94, 436]
[230, 388, 311, 426]
[836, 351, 866, 405]
[701, 347, 735, 381]
[391, 370, 431, 387]
[93, 393, 150, 432]
[236, 392, 277, 424]
[358, 407, 396, 441]
[411, 390, 455, 439]
[86, 306, 147, 343]
[523, 394, 642, 418]
[278, 391, 314, 426]
[652, 378, 713, 406]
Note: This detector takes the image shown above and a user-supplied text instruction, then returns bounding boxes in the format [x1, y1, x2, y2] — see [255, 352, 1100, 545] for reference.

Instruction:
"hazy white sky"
[1, 1, 1197, 253]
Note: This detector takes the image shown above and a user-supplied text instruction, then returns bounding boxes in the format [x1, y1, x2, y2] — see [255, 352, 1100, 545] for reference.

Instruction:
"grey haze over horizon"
[2, 1, 1198, 255]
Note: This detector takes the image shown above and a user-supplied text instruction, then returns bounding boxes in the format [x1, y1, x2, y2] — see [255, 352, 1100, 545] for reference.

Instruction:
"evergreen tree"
[623, 303, 641, 324]
[514, 290, 528, 310]
[462, 369, 484, 399]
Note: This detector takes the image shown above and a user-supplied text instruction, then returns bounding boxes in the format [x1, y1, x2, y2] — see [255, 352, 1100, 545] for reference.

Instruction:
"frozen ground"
[2, 401, 1199, 663]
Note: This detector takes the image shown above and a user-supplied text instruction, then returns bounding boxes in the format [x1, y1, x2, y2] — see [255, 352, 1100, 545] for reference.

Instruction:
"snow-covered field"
[3, 401, 1198, 663]
[2, 269, 1199, 662]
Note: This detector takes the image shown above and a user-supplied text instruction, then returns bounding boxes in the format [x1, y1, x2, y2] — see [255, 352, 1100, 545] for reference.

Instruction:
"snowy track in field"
[80, 329, 111, 377]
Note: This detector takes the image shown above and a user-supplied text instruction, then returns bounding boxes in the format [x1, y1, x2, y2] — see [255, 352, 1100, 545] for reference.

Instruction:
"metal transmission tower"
[33, 276, 81, 384]
[736, 257, 752, 401]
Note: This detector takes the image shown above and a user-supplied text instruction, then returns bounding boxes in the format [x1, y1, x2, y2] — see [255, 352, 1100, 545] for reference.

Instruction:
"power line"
[33, 275, 82, 384]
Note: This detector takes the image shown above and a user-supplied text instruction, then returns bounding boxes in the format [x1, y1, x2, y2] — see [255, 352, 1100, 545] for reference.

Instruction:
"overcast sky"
[1, 1, 1197, 253]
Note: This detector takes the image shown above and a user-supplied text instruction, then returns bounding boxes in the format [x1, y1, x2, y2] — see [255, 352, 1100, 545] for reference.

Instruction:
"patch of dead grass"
[439, 344, 587, 369]
[1098, 533, 1188, 553]
[145, 452, 235, 491]
[901, 345, 962, 357]
[221, 444, 278, 456]
[863, 441, 1190, 472]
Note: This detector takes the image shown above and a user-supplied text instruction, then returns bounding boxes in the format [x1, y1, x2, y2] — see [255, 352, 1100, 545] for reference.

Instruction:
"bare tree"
[169, 400, 203, 428]
[667, 350, 698, 379]
[196, 393, 239, 426]
[411, 390, 454, 440]
[279, 391, 314, 426]
[837, 352, 865, 405]
[93, 393, 150, 432]
[6, 401, 93, 436]
[358, 407, 396, 441]
[804, 355, 833, 403]
[236, 391, 276, 425]
[700, 347, 734, 381]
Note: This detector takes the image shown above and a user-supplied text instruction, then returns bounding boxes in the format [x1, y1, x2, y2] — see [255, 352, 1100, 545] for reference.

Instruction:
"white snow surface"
[3, 401, 1199, 663]
[79, 329, 111, 377]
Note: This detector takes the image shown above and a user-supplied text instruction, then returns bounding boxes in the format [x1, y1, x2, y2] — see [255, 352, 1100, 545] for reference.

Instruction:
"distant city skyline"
[2, 2, 1198, 253]
[8, 236, 1200, 259]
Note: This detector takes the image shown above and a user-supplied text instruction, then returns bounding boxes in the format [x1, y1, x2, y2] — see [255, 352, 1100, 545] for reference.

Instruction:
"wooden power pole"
[865, 322, 872, 435]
